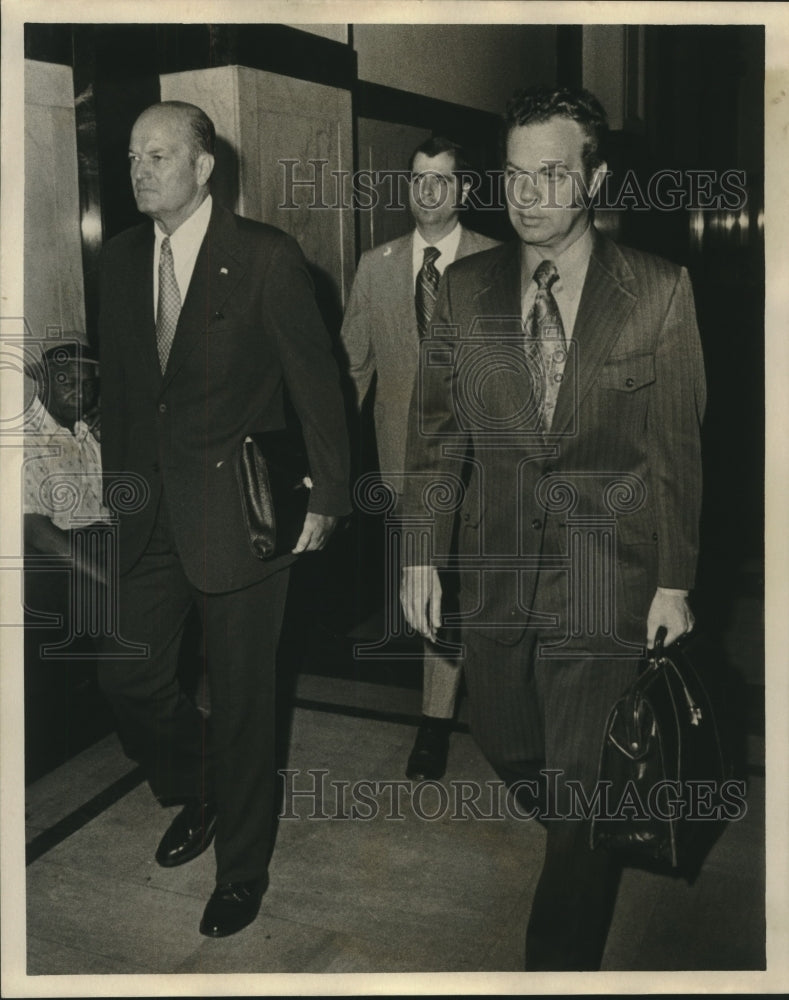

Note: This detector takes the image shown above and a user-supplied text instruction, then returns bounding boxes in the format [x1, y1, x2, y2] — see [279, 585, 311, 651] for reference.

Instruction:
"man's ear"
[588, 160, 608, 200]
[196, 152, 215, 187]
[459, 179, 472, 207]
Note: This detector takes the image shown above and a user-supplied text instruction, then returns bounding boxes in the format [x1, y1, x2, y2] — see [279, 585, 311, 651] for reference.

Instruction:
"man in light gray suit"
[340, 137, 499, 779]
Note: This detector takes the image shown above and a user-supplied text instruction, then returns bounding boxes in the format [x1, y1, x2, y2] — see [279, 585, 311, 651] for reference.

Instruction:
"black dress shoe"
[155, 799, 217, 868]
[199, 875, 269, 938]
[406, 716, 451, 780]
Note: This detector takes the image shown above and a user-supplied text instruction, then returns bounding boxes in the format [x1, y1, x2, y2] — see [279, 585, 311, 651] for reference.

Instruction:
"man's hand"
[646, 587, 695, 649]
[401, 565, 442, 643]
[292, 512, 338, 554]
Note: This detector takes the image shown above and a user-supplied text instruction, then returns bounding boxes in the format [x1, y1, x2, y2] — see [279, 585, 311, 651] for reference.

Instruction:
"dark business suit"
[402, 229, 706, 967]
[97, 201, 350, 883]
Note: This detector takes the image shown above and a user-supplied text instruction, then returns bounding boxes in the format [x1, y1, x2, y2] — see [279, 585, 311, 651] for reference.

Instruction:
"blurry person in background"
[340, 136, 499, 782]
[23, 339, 110, 780]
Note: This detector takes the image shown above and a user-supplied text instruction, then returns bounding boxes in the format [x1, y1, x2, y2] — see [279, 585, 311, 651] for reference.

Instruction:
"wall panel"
[355, 118, 431, 252]
[160, 66, 354, 323]
[354, 24, 557, 115]
[24, 60, 86, 348]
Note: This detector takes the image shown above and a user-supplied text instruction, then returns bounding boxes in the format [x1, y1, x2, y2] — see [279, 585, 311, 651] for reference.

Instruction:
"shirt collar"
[413, 221, 462, 267]
[154, 193, 213, 253]
[521, 221, 594, 298]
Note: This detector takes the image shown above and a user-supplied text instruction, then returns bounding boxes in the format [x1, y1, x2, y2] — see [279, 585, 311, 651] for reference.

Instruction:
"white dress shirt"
[520, 222, 594, 339]
[153, 194, 213, 318]
[412, 222, 464, 288]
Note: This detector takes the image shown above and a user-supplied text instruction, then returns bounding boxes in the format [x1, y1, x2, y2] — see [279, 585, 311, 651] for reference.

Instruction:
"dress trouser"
[462, 625, 640, 971]
[97, 495, 290, 885]
[421, 639, 462, 719]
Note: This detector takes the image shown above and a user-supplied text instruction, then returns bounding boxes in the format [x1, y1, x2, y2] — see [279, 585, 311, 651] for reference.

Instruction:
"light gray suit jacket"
[340, 225, 499, 478]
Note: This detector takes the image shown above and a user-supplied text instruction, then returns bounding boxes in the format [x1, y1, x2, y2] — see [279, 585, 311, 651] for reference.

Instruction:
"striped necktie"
[156, 236, 181, 372]
[415, 246, 441, 338]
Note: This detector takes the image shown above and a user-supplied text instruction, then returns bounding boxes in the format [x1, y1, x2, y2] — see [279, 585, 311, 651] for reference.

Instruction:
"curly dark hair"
[502, 86, 609, 178]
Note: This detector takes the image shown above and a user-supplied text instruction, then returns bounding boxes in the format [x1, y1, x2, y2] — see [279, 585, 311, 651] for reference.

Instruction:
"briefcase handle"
[648, 624, 669, 661]
[644, 624, 704, 726]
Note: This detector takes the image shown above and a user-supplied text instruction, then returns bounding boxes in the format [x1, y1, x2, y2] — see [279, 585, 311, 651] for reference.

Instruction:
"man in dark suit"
[97, 101, 350, 937]
[401, 87, 706, 969]
[340, 137, 498, 781]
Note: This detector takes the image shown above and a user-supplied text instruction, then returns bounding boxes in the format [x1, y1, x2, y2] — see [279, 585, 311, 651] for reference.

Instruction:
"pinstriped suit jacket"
[402, 229, 707, 647]
[339, 225, 499, 479]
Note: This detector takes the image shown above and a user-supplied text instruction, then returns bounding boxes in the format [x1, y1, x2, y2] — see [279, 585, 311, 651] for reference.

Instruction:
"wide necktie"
[524, 258, 567, 431]
[415, 246, 441, 338]
[156, 236, 181, 372]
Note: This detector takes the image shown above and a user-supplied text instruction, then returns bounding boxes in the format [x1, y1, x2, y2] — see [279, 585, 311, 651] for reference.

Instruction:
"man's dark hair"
[408, 135, 472, 176]
[502, 86, 609, 178]
[158, 100, 216, 160]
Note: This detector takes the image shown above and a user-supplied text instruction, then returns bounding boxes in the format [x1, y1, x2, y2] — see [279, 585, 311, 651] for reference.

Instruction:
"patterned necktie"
[524, 258, 567, 431]
[415, 246, 441, 338]
[526, 258, 565, 345]
[156, 236, 181, 372]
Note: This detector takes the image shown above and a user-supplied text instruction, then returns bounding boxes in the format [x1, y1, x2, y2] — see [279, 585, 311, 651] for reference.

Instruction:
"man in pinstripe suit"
[401, 87, 706, 970]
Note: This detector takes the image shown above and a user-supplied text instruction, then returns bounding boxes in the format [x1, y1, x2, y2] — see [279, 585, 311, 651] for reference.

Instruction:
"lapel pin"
[220, 267, 229, 275]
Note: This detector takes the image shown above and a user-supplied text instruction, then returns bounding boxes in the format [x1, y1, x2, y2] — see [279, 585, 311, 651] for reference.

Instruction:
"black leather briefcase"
[590, 627, 733, 871]
[236, 429, 311, 560]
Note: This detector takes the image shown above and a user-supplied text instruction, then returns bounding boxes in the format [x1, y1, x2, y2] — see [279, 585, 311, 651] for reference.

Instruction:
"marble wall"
[284, 23, 348, 43]
[582, 26, 626, 132]
[24, 60, 86, 352]
[354, 24, 558, 116]
[160, 67, 355, 322]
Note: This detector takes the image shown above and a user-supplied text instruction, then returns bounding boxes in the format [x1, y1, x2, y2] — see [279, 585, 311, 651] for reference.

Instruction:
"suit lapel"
[457, 226, 475, 260]
[470, 241, 530, 426]
[123, 225, 162, 383]
[550, 230, 637, 436]
[473, 239, 521, 321]
[456, 225, 491, 260]
[160, 204, 247, 392]
[392, 233, 415, 329]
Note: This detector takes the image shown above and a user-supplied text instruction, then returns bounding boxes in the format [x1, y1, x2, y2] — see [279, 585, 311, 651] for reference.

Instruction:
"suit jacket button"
[652, 532, 658, 541]
[625, 377, 635, 388]
[158, 403, 167, 413]
[531, 518, 542, 530]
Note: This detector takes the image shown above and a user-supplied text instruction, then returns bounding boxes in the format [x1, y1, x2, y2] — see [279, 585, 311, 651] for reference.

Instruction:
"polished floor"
[13, 555, 772, 993]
